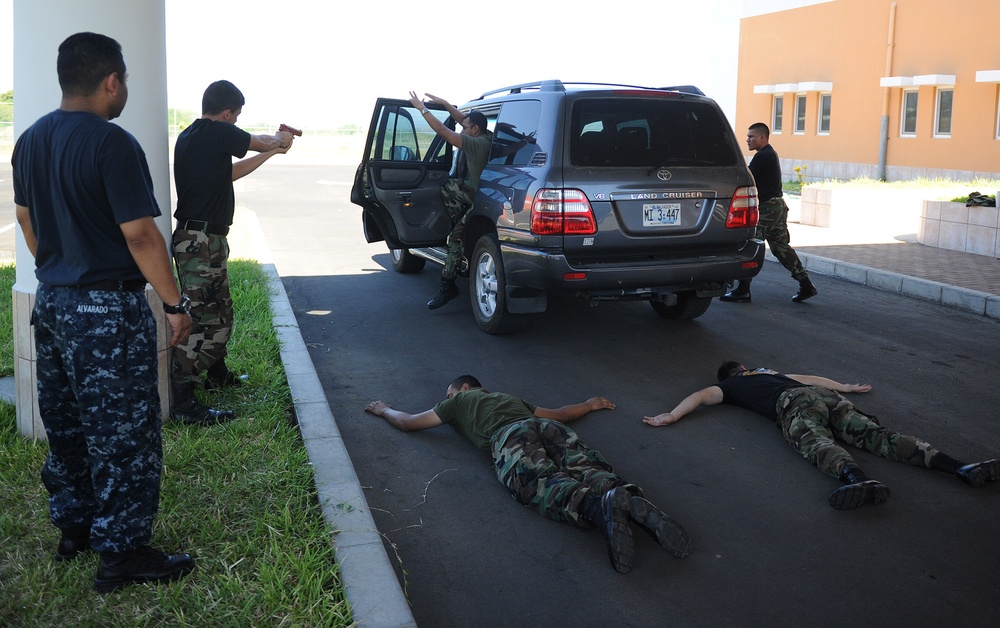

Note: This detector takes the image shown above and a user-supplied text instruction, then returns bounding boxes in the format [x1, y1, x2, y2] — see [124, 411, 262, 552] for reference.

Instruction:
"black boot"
[792, 277, 818, 302]
[171, 383, 235, 426]
[828, 463, 890, 510]
[580, 487, 635, 573]
[720, 280, 752, 303]
[627, 495, 690, 558]
[55, 526, 91, 562]
[204, 359, 244, 390]
[956, 459, 1000, 487]
[427, 277, 460, 310]
[94, 545, 195, 594]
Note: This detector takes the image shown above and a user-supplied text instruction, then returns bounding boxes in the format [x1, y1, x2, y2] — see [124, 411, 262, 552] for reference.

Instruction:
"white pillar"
[13, 0, 173, 438]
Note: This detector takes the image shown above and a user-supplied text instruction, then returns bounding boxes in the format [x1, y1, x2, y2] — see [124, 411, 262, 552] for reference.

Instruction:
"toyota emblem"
[656, 169, 672, 181]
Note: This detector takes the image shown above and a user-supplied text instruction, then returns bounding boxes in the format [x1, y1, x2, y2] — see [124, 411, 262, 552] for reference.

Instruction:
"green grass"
[0, 260, 352, 626]
[0, 264, 13, 378]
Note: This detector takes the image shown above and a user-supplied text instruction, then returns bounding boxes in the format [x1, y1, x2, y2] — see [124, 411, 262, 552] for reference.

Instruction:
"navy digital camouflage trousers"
[491, 418, 629, 527]
[757, 197, 808, 282]
[171, 229, 233, 386]
[440, 179, 475, 280]
[777, 387, 940, 479]
[33, 284, 162, 554]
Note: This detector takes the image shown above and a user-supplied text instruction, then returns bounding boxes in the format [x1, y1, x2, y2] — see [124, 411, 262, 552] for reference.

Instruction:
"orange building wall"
[736, 0, 1000, 180]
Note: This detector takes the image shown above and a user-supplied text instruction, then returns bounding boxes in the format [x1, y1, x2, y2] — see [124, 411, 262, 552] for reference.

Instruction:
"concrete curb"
[778, 250, 1000, 320]
[263, 263, 416, 628]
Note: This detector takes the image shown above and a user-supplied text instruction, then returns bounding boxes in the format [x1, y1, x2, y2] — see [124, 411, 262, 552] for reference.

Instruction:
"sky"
[1, 0, 829, 129]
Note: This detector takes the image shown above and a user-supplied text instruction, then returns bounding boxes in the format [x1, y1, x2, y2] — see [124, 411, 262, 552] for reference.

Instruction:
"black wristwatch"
[163, 295, 192, 315]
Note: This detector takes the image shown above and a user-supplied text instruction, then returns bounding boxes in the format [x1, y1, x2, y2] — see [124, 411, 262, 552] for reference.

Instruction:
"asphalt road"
[7, 161, 1000, 626]
[241, 164, 1000, 628]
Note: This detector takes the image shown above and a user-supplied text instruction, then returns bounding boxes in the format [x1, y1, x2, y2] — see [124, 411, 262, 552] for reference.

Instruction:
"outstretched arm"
[643, 386, 724, 427]
[233, 131, 294, 181]
[786, 374, 872, 394]
[408, 91, 464, 149]
[365, 400, 443, 432]
[533, 397, 616, 424]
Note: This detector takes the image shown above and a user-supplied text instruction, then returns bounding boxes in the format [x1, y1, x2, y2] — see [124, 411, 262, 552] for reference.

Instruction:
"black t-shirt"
[717, 368, 802, 421]
[173, 118, 251, 225]
[12, 110, 160, 286]
[748, 143, 783, 203]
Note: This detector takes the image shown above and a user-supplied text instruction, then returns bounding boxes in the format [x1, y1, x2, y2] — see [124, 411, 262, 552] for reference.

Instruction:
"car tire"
[650, 292, 713, 320]
[470, 235, 531, 335]
[389, 248, 425, 273]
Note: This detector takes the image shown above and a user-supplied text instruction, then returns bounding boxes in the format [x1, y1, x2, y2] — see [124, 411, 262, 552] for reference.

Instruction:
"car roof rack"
[473, 80, 705, 100]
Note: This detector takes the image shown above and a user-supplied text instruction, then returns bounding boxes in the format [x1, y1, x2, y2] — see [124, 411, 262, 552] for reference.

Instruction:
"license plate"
[642, 203, 681, 227]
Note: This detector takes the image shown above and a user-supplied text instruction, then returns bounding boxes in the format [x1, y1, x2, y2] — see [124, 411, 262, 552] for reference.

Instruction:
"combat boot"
[427, 277, 460, 310]
[627, 495, 690, 558]
[94, 545, 195, 594]
[720, 280, 752, 303]
[580, 487, 635, 573]
[55, 526, 91, 562]
[171, 382, 235, 426]
[203, 359, 244, 390]
[956, 459, 1000, 487]
[828, 463, 890, 510]
[792, 278, 818, 302]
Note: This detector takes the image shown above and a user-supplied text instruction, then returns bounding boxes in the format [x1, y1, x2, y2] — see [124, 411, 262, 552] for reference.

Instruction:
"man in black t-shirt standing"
[721, 122, 817, 304]
[644, 361, 998, 510]
[171, 80, 294, 425]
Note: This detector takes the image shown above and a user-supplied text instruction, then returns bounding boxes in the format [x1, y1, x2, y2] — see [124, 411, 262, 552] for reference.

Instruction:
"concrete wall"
[736, 0, 1000, 180]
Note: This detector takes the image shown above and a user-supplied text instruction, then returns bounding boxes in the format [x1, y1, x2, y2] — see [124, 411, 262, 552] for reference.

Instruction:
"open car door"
[351, 98, 455, 249]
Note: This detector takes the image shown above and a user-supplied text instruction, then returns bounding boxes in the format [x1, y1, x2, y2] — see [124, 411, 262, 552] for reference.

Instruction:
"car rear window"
[570, 98, 739, 168]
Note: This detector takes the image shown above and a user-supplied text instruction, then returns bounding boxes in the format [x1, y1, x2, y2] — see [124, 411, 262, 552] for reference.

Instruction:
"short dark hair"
[57, 32, 126, 98]
[202, 80, 245, 115]
[465, 110, 488, 134]
[449, 374, 482, 390]
[717, 360, 744, 382]
[748, 122, 770, 138]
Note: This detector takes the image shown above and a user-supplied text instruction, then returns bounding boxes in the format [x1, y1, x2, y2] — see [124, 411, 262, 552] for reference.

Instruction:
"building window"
[818, 93, 831, 134]
[772, 96, 783, 133]
[794, 94, 807, 134]
[934, 88, 953, 137]
[901, 90, 918, 136]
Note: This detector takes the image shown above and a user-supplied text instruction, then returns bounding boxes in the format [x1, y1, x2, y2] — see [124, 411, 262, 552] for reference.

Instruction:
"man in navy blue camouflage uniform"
[13, 32, 196, 593]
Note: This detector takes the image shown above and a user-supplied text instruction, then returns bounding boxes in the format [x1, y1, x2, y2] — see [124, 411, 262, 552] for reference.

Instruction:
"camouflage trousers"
[491, 418, 628, 527]
[33, 284, 162, 553]
[440, 178, 475, 280]
[777, 387, 940, 479]
[756, 197, 808, 282]
[171, 229, 233, 385]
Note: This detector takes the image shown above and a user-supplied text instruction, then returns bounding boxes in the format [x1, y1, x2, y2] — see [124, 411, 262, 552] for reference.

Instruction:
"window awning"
[753, 81, 833, 94]
[880, 74, 956, 87]
[976, 70, 1000, 83]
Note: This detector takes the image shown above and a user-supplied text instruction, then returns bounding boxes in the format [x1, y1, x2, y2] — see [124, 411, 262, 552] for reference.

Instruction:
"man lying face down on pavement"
[365, 375, 690, 573]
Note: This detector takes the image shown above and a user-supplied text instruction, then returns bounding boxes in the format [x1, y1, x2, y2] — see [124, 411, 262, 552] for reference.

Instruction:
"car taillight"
[727, 186, 759, 229]
[530, 189, 597, 235]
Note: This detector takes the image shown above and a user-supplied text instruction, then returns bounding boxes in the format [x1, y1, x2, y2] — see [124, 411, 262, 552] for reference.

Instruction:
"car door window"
[488, 100, 541, 166]
[370, 104, 452, 164]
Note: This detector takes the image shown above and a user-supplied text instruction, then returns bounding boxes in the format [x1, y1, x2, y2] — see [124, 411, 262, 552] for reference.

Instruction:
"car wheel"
[470, 235, 531, 335]
[650, 292, 713, 320]
[389, 248, 425, 273]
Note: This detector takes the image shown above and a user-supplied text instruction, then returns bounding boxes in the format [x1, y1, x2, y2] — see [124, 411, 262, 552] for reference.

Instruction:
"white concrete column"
[13, 0, 173, 438]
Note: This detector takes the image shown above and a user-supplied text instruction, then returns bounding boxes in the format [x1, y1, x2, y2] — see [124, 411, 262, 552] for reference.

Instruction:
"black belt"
[178, 219, 230, 236]
[73, 279, 147, 292]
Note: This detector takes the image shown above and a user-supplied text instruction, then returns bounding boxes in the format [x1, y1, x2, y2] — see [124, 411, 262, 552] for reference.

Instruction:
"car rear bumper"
[500, 240, 766, 294]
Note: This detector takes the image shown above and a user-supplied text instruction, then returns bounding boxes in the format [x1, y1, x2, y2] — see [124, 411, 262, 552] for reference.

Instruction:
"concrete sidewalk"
[782, 195, 1000, 319]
